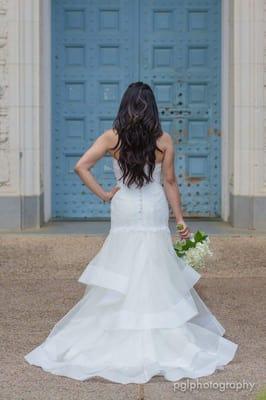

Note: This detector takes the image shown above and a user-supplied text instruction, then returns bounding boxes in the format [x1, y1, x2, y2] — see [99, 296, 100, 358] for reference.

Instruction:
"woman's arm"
[161, 133, 191, 240]
[74, 130, 120, 202]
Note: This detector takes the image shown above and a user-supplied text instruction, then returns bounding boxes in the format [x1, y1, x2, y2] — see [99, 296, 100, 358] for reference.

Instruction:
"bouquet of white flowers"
[174, 226, 213, 271]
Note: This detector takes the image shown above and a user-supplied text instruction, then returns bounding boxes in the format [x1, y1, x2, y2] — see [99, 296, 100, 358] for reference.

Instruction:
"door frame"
[42, 0, 230, 223]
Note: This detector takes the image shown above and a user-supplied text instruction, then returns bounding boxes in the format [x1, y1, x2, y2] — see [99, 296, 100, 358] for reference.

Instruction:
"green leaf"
[194, 230, 208, 243]
[194, 231, 202, 242]
[174, 240, 187, 250]
[187, 239, 197, 248]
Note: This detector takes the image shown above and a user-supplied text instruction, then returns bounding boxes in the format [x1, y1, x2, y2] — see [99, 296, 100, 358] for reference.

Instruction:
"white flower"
[182, 238, 213, 270]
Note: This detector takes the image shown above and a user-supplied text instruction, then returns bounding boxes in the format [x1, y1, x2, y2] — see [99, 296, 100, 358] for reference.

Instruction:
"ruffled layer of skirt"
[24, 228, 238, 384]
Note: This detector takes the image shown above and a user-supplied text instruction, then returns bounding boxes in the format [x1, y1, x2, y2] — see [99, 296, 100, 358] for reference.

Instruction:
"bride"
[24, 81, 238, 384]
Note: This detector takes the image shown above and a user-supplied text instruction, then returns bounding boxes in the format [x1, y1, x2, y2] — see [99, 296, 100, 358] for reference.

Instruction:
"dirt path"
[1, 235, 265, 400]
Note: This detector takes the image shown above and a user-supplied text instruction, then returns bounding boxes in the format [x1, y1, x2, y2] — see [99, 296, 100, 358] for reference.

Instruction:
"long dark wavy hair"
[111, 82, 164, 188]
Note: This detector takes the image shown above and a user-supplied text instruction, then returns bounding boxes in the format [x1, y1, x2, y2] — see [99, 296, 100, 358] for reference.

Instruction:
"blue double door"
[52, 0, 221, 219]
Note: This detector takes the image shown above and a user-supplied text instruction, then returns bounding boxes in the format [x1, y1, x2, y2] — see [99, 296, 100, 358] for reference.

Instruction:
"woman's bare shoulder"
[99, 128, 118, 144]
[157, 132, 173, 149]
[103, 128, 119, 156]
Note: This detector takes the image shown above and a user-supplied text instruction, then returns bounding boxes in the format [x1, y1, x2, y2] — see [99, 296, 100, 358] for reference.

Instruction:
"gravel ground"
[0, 234, 266, 400]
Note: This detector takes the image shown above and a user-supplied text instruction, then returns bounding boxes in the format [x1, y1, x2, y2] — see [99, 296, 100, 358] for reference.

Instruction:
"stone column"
[0, 0, 20, 229]
[0, 0, 49, 230]
[228, 0, 266, 229]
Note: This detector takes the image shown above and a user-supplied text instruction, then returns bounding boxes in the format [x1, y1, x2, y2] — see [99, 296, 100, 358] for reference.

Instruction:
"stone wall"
[228, 0, 266, 229]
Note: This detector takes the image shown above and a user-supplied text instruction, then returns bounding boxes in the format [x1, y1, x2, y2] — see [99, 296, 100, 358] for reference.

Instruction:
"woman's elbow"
[164, 176, 177, 185]
[74, 163, 83, 174]
[74, 162, 92, 174]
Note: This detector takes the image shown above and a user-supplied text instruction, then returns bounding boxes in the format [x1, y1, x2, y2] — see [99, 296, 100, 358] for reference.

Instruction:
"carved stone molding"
[0, 0, 9, 188]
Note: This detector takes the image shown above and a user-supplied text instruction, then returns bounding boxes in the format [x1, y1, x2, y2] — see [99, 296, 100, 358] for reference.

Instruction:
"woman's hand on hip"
[102, 186, 121, 203]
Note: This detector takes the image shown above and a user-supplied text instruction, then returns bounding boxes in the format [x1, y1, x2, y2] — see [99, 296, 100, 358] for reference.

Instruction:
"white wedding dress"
[24, 158, 238, 384]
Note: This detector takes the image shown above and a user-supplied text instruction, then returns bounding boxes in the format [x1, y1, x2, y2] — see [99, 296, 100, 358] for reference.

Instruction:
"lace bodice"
[112, 158, 162, 187]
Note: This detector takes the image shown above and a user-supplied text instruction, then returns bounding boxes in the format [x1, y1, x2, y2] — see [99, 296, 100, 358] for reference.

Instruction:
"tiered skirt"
[24, 227, 238, 383]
